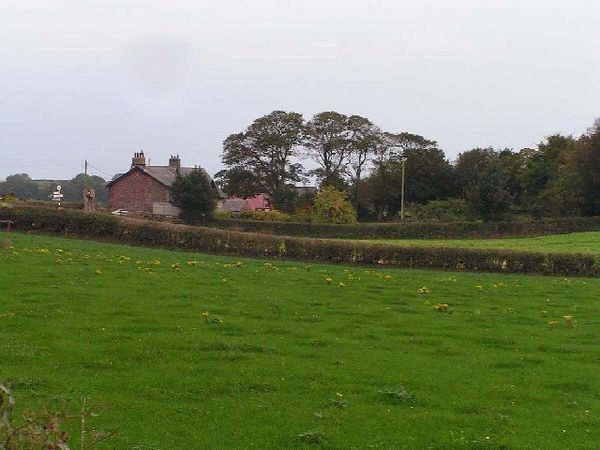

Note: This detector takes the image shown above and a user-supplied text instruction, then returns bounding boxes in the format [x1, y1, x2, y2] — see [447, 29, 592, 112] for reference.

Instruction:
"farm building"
[107, 152, 226, 215]
[217, 193, 272, 213]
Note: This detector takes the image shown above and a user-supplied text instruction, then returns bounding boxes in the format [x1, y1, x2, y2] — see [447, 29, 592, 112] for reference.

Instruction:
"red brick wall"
[107, 170, 170, 214]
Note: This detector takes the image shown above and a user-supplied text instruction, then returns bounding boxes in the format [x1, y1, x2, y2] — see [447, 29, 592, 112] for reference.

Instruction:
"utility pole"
[400, 156, 407, 221]
[84, 160, 88, 191]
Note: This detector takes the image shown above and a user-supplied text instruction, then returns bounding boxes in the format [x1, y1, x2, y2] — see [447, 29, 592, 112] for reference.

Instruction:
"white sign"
[56, 185, 62, 191]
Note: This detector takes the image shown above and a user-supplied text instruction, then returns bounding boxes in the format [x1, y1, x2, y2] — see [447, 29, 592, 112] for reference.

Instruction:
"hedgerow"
[209, 216, 600, 239]
[1, 206, 599, 277]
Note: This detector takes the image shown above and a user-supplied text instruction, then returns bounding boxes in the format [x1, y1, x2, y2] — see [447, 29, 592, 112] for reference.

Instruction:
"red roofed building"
[217, 193, 271, 213]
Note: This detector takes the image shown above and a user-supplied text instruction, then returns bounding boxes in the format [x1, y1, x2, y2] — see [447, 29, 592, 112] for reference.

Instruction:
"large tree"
[61, 173, 107, 203]
[221, 110, 305, 210]
[567, 119, 600, 215]
[345, 115, 382, 207]
[0, 174, 43, 200]
[303, 111, 352, 189]
[455, 148, 514, 220]
[360, 132, 453, 220]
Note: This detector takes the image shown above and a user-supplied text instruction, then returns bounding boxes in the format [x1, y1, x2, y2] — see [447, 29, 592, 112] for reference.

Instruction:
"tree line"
[216, 111, 600, 221]
[0, 173, 108, 203]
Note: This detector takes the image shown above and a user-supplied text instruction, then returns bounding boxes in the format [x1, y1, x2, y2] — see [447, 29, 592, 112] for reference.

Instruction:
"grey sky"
[1, 0, 599, 180]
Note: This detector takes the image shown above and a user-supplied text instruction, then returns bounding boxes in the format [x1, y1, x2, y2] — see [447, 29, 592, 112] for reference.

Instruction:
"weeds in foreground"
[378, 386, 416, 405]
[0, 384, 115, 450]
[296, 429, 323, 445]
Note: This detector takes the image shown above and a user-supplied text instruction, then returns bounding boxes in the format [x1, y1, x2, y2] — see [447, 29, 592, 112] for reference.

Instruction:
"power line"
[86, 162, 114, 178]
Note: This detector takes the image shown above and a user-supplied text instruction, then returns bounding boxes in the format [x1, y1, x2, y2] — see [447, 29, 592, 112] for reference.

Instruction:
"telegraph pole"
[400, 156, 407, 221]
[84, 160, 88, 191]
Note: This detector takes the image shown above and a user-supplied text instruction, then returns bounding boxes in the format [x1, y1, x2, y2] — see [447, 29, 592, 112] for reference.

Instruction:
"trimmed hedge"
[210, 216, 600, 240]
[2, 206, 600, 277]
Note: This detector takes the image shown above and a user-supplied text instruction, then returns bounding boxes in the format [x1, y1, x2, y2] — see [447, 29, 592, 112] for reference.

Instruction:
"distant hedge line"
[210, 216, 600, 239]
[2, 206, 599, 277]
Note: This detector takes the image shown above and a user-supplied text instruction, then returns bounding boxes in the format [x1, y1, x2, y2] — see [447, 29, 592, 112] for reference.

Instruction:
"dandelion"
[338, 282, 346, 288]
[563, 315, 575, 327]
[202, 311, 210, 322]
[95, 269, 102, 275]
[418, 287, 430, 294]
[331, 392, 347, 408]
[433, 303, 449, 312]
[325, 277, 333, 285]
[171, 262, 180, 270]
[548, 320, 560, 328]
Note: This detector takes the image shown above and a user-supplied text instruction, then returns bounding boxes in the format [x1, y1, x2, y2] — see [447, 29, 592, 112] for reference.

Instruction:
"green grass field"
[362, 231, 600, 254]
[2, 233, 600, 449]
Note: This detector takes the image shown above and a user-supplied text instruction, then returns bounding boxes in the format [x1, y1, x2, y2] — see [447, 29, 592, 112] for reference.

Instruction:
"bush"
[239, 209, 294, 222]
[214, 209, 295, 222]
[407, 199, 473, 222]
[311, 187, 357, 224]
[170, 170, 217, 223]
[1, 205, 600, 277]
[210, 215, 600, 240]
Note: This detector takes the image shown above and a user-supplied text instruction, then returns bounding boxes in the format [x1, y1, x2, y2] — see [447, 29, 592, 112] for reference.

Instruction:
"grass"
[2, 232, 600, 449]
[362, 231, 600, 254]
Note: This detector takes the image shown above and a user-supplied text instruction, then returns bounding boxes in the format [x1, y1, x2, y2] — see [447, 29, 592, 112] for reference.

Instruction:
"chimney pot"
[169, 154, 181, 172]
[132, 150, 147, 167]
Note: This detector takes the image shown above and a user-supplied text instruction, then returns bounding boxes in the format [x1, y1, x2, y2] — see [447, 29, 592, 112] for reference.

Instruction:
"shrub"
[0, 384, 115, 449]
[311, 187, 357, 224]
[209, 215, 600, 240]
[238, 209, 294, 222]
[2, 205, 600, 277]
[407, 199, 473, 222]
[0, 194, 17, 209]
[170, 170, 217, 223]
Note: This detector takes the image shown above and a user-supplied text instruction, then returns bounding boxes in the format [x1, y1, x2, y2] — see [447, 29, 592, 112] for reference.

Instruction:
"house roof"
[108, 165, 227, 198]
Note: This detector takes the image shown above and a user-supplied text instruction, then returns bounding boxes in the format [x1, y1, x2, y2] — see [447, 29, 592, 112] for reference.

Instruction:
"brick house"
[107, 152, 226, 215]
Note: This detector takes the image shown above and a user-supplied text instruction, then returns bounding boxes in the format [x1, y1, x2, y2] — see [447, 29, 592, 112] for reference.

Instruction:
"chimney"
[169, 154, 181, 172]
[132, 150, 146, 167]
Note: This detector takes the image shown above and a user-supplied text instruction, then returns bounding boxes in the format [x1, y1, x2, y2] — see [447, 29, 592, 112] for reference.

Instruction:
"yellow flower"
[338, 282, 346, 288]
[548, 320, 560, 327]
[418, 287, 430, 294]
[325, 277, 333, 285]
[433, 303, 449, 312]
[335, 392, 343, 399]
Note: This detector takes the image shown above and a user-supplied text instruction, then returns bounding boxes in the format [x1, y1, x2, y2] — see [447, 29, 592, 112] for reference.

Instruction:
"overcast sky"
[1, 0, 599, 180]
